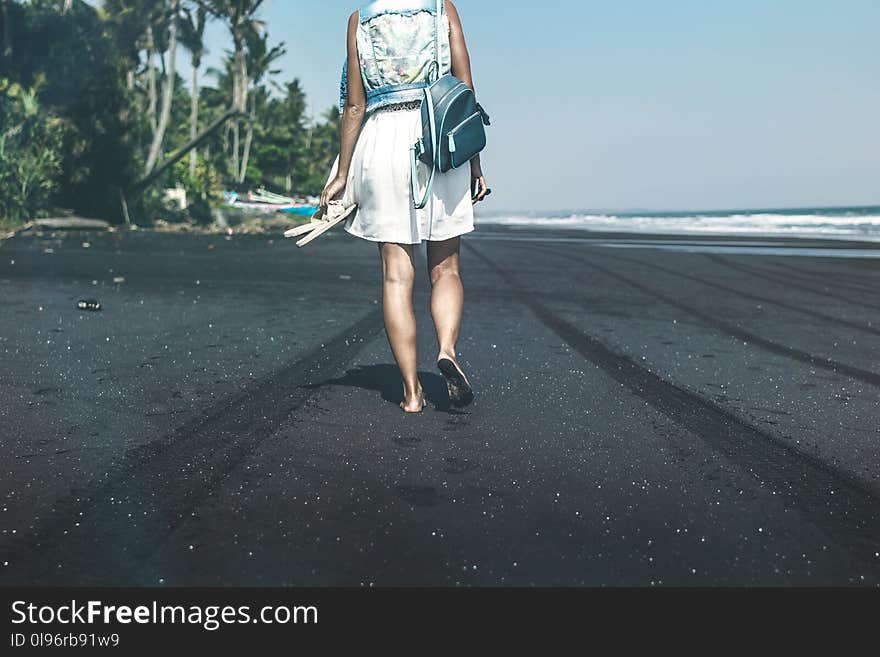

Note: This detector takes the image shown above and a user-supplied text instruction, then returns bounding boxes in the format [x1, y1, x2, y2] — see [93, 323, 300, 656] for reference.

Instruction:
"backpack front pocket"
[446, 111, 487, 171]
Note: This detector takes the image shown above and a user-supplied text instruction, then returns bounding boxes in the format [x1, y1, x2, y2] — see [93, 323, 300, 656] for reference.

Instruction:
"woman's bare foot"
[400, 385, 426, 413]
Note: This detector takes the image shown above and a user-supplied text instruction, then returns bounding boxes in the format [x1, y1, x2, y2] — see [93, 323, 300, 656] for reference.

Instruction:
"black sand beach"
[0, 224, 878, 586]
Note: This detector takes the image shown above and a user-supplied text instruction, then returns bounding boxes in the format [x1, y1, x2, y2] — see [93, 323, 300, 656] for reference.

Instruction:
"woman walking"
[322, 0, 489, 413]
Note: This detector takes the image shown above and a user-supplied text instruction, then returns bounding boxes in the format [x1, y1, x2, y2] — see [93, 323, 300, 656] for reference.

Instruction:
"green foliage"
[172, 150, 221, 223]
[248, 79, 340, 196]
[0, 78, 64, 224]
[4, 0, 138, 219]
[137, 184, 184, 224]
[1, 0, 342, 224]
[301, 106, 341, 195]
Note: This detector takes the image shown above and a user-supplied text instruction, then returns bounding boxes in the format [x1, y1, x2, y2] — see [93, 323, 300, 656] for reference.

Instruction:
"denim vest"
[339, 0, 452, 114]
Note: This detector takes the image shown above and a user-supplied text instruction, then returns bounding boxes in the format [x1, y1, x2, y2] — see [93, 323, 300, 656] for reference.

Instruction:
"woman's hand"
[320, 175, 347, 208]
[471, 174, 489, 205]
[470, 160, 490, 205]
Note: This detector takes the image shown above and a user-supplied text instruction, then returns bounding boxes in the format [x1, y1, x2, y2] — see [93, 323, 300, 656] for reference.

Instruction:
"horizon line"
[476, 203, 880, 217]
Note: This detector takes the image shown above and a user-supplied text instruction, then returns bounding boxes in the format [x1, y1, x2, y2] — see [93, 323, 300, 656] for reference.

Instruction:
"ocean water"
[475, 206, 880, 241]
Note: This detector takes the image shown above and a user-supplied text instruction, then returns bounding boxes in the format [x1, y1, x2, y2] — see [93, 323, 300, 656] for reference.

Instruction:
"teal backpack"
[410, 0, 489, 209]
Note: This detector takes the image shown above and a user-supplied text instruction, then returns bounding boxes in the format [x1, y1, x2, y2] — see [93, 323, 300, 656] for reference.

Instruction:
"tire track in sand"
[464, 240, 880, 571]
[0, 308, 385, 585]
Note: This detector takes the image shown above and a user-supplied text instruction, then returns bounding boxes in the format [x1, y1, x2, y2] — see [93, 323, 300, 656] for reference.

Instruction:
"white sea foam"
[475, 211, 880, 241]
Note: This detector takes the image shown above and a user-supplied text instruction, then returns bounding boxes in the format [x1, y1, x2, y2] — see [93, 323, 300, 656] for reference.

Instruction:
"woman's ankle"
[437, 348, 457, 362]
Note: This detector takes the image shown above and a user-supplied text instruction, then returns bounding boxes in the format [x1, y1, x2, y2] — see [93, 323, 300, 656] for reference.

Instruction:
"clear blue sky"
[193, 0, 880, 212]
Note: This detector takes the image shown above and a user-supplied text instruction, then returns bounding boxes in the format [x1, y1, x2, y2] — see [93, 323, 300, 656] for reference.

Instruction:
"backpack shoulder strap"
[434, 0, 442, 74]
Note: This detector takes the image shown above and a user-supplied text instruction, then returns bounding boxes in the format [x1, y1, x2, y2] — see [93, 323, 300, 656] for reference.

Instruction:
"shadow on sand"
[305, 364, 467, 415]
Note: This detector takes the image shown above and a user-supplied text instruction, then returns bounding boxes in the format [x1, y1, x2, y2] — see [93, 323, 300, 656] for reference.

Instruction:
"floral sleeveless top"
[340, 0, 452, 114]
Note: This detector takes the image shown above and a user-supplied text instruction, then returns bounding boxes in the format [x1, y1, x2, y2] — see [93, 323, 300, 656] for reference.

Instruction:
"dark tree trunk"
[189, 65, 199, 176]
[1, 0, 13, 64]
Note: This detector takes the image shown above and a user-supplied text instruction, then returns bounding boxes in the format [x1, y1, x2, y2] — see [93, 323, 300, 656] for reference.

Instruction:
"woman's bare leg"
[380, 242, 424, 412]
[427, 237, 473, 406]
[427, 237, 464, 364]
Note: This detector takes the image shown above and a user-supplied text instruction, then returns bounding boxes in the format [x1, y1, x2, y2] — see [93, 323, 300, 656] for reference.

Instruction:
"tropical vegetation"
[0, 0, 340, 226]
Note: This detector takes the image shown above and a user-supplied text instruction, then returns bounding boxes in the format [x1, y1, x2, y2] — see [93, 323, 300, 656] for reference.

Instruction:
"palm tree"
[103, 0, 173, 164]
[238, 29, 284, 183]
[144, 0, 180, 174]
[144, 0, 170, 134]
[124, 0, 253, 206]
[102, 0, 160, 91]
[145, 22, 158, 130]
[178, 2, 207, 176]
[205, 55, 234, 174]
[196, 0, 265, 180]
[128, 54, 242, 199]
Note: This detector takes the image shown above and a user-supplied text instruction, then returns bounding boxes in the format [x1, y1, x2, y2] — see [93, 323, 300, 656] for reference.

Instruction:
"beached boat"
[224, 189, 317, 215]
[251, 188, 297, 205]
[279, 205, 319, 217]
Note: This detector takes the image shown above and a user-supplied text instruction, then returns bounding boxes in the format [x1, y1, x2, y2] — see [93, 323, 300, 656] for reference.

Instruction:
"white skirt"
[326, 106, 475, 245]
